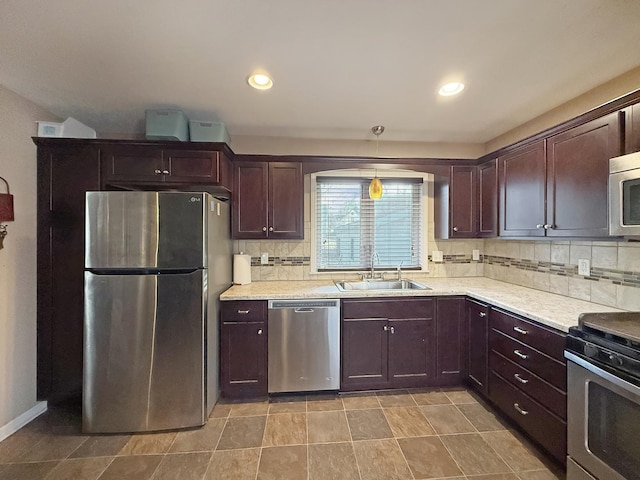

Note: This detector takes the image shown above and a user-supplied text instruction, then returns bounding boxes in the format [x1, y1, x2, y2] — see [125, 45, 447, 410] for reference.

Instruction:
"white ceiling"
[2, 0, 640, 143]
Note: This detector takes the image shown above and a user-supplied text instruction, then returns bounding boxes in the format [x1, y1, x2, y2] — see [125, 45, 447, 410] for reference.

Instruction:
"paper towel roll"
[233, 253, 251, 285]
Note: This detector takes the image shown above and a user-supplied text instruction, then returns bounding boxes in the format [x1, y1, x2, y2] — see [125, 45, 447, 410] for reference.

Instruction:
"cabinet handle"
[162, 169, 169, 175]
[513, 326, 528, 335]
[513, 349, 528, 360]
[269, 226, 274, 232]
[536, 224, 544, 229]
[257, 329, 263, 335]
[390, 326, 395, 334]
[237, 310, 250, 314]
[514, 373, 529, 384]
[513, 403, 529, 416]
[154, 169, 162, 174]
[479, 312, 487, 317]
[453, 226, 458, 232]
[383, 325, 389, 331]
[262, 226, 267, 232]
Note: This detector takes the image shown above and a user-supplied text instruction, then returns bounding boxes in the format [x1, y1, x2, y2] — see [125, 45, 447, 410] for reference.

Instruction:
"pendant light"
[369, 125, 384, 200]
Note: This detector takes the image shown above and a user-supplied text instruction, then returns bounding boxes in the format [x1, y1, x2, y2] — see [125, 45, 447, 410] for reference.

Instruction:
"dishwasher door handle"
[294, 308, 315, 313]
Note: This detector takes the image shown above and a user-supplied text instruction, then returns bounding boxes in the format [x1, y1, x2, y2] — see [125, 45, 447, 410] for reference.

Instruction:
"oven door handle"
[565, 351, 640, 397]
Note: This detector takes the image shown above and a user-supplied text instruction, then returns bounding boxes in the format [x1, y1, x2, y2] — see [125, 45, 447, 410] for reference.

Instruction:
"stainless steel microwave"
[609, 151, 640, 236]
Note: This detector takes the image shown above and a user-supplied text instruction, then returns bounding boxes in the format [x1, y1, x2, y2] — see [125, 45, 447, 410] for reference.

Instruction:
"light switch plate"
[472, 249, 480, 261]
[260, 252, 269, 265]
[432, 250, 443, 263]
[578, 258, 590, 276]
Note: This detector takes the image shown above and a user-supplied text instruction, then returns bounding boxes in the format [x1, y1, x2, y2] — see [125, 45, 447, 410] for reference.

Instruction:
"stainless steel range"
[565, 312, 640, 480]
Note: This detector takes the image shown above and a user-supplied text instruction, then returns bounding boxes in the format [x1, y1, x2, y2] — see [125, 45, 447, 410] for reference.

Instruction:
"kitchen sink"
[335, 279, 431, 291]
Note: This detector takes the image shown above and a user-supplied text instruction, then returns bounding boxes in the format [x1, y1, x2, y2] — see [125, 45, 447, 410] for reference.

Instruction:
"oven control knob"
[584, 344, 599, 358]
[608, 354, 624, 367]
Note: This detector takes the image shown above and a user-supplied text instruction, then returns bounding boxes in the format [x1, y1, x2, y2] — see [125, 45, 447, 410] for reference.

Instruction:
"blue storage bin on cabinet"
[145, 109, 189, 141]
[189, 121, 231, 144]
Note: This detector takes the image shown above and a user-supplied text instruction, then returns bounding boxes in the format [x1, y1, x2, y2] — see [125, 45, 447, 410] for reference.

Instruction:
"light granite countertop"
[220, 277, 625, 333]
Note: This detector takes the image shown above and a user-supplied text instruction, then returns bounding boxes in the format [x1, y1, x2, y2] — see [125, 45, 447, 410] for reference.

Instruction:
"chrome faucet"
[370, 251, 380, 280]
[396, 260, 404, 280]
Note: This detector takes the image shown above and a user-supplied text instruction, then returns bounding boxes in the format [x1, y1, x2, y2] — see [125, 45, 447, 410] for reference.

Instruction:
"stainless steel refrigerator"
[83, 191, 231, 433]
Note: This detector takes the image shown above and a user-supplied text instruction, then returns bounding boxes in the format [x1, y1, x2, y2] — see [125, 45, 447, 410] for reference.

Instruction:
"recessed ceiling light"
[438, 82, 465, 96]
[247, 73, 273, 90]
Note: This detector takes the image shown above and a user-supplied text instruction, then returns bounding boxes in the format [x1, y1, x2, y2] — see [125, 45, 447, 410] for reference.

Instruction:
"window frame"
[310, 169, 430, 274]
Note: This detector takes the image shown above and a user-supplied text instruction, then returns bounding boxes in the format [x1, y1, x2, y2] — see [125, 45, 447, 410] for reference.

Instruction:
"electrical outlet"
[578, 258, 590, 276]
[260, 252, 269, 265]
[431, 250, 443, 263]
[472, 249, 480, 261]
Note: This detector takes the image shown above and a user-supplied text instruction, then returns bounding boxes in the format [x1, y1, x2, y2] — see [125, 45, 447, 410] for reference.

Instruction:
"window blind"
[315, 177, 422, 271]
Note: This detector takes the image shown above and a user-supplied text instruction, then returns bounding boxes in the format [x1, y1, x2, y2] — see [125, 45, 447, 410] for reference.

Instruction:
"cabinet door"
[164, 149, 229, 185]
[625, 103, 640, 154]
[37, 144, 101, 403]
[220, 321, 267, 398]
[546, 112, 622, 237]
[232, 162, 269, 238]
[341, 318, 388, 390]
[268, 162, 303, 239]
[449, 166, 477, 237]
[467, 299, 489, 396]
[499, 141, 546, 237]
[478, 159, 498, 237]
[436, 297, 467, 385]
[101, 145, 164, 183]
[388, 318, 435, 388]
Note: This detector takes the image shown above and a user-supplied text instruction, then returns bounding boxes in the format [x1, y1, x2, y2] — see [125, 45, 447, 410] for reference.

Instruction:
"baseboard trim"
[0, 401, 48, 442]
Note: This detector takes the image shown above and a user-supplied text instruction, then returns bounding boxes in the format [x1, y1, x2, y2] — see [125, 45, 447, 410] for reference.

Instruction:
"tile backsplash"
[234, 236, 640, 311]
[483, 239, 640, 311]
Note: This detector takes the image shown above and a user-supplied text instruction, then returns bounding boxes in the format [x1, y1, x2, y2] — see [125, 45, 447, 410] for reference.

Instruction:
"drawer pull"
[514, 403, 529, 416]
[514, 373, 529, 384]
[154, 169, 162, 174]
[513, 349, 529, 360]
[513, 326, 528, 335]
[479, 312, 487, 317]
[257, 329, 263, 335]
[237, 310, 250, 314]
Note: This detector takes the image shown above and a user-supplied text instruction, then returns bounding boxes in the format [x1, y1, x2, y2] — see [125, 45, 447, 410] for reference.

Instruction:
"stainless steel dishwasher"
[268, 299, 340, 393]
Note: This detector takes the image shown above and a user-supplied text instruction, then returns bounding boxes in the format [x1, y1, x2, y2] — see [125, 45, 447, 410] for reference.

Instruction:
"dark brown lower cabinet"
[488, 307, 568, 464]
[341, 297, 435, 391]
[220, 301, 267, 398]
[435, 297, 467, 385]
[466, 299, 489, 396]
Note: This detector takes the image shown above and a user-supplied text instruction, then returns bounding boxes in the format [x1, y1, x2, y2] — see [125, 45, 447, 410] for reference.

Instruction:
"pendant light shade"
[369, 176, 383, 199]
[369, 125, 385, 200]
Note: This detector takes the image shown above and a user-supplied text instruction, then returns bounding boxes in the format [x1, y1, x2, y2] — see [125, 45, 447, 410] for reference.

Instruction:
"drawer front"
[221, 300, 267, 323]
[491, 309, 566, 361]
[342, 298, 434, 320]
[490, 350, 566, 419]
[490, 329, 566, 390]
[490, 371, 566, 463]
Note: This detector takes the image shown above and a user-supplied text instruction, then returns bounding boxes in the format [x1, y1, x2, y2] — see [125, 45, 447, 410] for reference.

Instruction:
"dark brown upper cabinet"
[499, 112, 621, 238]
[101, 144, 232, 190]
[434, 165, 477, 239]
[477, 159, 498, 237]
[624, 103, 640, 154]
[232, 160, 303, 239]
[499, 141, 547, 237]
[545, 112, 621, 237]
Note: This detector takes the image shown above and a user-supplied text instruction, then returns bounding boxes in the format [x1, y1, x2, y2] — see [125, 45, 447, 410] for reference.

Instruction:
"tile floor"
[0, 388, 565, 480]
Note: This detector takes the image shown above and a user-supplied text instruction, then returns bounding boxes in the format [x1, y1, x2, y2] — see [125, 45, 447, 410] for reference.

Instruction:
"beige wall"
[486, 65, 640, 153]
[0, 85, 58, 427]
[230, 135, 484, 159]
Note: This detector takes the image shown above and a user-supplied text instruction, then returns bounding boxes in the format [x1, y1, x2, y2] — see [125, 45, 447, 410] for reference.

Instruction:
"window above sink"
[310, 170, 431, 274]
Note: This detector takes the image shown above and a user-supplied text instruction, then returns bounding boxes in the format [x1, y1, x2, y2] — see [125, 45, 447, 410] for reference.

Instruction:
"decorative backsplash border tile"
[484, 254, 640, 288]
[250, 256, 311, 267]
